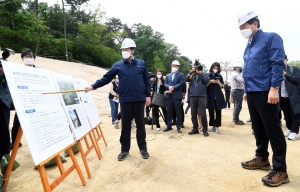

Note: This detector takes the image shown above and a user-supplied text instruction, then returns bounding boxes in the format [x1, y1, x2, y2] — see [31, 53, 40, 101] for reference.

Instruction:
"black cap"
[196, 65, 203, 71]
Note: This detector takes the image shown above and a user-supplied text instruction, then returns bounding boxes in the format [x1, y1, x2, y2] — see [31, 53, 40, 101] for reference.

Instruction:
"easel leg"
[4, 126, 22, 192]
[38, 165, 51, 192]
[92, 128, 102, 159]
[77, 140, 91, 179]
[67, 148, 86, 186]
[98, 124, 107, 147]
[88, 132, 101, 159]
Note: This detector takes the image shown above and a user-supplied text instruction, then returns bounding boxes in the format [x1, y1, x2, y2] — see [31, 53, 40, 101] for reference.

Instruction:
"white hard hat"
[237, 10, 259, 27]
[171, 60, 180, 66]
[233, 64, 242, 68]
[120, 38, 136, 49]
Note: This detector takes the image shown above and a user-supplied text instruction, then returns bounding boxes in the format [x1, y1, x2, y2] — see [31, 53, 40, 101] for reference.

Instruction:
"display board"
[74, 78, 101, 128]
[51, 72, 92, 140]
[1, 61, 75, 165]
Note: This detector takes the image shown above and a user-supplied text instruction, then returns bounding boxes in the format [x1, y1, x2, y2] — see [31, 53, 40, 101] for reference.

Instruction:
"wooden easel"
[92, 123, 107, 158]
[4, 127, 86, 192]
[77, 129, 102, 179]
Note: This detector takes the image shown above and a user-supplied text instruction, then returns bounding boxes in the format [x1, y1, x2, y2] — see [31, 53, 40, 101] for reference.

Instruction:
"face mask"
[241, 28, 253, 39]
[24, 58, 34, 66]
[122, 51, 131, 59]
[213, 69, 218, 73]
[239, 68, 243, 73]
[171, 67, 178, 73]
[156, 75, 162, 79]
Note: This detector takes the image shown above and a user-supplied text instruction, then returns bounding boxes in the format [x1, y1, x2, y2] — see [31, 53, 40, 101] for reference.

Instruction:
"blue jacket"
[186, 72, 210, 97]
[164, 72, 185, 100]
[243, 29, 285, 92]
[91, 58, 151, 103]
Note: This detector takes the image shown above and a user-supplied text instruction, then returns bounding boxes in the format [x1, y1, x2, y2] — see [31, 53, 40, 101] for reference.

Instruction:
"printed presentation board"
[2, 61, 75, 165]
[74, 78, 101, 128]
[51, 72, 92, 140]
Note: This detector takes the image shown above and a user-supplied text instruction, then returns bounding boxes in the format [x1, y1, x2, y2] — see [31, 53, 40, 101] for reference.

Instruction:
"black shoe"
[188, 129, 199, 135]
[163, 127, 172, 132]
[10, 142, 22, 150]
[118, 151, 129, 161]
[177, 129, 182, 133]
[181, 123, 185, 128]
[203, 131, 209, 137]
[140, 149, 149, 159]
[234, 121, 245, 125]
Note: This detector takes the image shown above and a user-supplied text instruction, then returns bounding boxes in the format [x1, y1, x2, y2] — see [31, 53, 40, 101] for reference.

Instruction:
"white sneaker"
[156, 127, 160, 131]
[288, 132, 299, 141]
[284, 129, 291, 137]
[114, 122, 119, 129]
[208, 127, 216, 132]
[216, 128, 220, 134]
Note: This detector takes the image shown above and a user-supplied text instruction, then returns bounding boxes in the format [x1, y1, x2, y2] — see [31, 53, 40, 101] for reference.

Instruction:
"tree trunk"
[35, 0, 39, 55]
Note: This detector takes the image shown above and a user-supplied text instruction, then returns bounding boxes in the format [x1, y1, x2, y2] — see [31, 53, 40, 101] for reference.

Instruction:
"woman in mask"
[108, 75, 119, 125]
[151, 70, 167, 131]
[206, 62, 226, 134]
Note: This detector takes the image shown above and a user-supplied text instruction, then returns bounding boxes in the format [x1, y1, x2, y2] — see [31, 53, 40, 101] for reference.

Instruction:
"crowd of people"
[1, 9, 299, 188]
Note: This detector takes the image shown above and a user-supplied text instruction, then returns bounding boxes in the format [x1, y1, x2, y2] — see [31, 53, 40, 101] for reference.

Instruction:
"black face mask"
[239, 68, 243, 73]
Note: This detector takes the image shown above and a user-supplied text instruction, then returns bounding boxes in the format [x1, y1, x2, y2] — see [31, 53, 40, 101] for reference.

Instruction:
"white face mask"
[171, 67, 178, 73]
[156, 75, 162, 79]
[24, 58, 34, 66]
[213, 69, 218, 73]
[122, 51, 131, 59]
[241, 28, 253, 39]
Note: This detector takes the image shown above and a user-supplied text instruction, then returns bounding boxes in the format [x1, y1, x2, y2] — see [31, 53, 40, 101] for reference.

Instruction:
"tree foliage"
[0, 1, 192, 74]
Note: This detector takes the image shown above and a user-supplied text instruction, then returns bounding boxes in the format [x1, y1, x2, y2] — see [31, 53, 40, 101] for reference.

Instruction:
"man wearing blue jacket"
[163, 60, 185, 133]
[85, 38, 151, 161]
[237, 11, 289, 187]
[186, 65, 210, 136]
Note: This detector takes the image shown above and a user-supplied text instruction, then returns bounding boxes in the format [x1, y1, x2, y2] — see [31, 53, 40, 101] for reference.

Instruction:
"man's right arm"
[91, 65, 118, 89]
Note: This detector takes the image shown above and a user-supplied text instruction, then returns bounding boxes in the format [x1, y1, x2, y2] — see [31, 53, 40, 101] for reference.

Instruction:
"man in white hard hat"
[237, 11, 288, 187]
[163, 60, 185, 133]
[230, 65, 245, 125]
[85, 38, 151, 161]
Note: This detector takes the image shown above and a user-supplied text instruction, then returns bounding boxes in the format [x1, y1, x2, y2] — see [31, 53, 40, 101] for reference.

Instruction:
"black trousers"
[120, 101, 147, 152]
[152, 105, 167, 128]
[281, 97, 300, 134]
[11, 113, 20, 143]
[0, 99, 10, 160]
[166, 96, 182, 129]
[208, 109, 222, 127]
[190, 96, 208, 131]
[172, 103, 184, 124]
[225, 92, 230, 108]
[247, 92, 287, 172]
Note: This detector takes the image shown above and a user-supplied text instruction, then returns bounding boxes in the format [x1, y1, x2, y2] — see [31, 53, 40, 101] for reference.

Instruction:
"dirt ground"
[3, 54, 300, 192]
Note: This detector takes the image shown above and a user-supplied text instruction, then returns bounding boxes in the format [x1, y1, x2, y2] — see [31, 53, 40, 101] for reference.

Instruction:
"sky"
[44, 0, 300, 66]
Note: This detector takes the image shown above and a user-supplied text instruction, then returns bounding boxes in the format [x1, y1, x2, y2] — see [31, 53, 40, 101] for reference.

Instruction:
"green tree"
[288, 60, 300, 69]
[131, 23, 166, 72]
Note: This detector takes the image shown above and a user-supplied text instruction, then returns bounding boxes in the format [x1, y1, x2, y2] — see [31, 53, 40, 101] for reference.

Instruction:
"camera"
[194, 59, 201, 66]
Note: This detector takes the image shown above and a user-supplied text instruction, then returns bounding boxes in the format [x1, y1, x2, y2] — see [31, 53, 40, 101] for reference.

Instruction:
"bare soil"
[4, 54, 300, 192]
